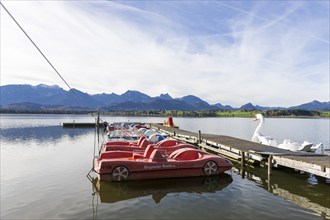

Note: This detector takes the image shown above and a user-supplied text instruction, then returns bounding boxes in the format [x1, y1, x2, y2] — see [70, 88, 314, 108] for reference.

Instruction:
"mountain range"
[1, 84, 329, 111]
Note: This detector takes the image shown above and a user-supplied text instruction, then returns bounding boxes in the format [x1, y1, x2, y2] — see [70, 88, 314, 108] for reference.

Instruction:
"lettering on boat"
[144, 165, 162, 169]
[162, 164, 175, 168]
[144, 164, 176, 169]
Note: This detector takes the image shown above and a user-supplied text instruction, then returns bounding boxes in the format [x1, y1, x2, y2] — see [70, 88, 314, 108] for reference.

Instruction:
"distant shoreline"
[0, 109, 329, 118]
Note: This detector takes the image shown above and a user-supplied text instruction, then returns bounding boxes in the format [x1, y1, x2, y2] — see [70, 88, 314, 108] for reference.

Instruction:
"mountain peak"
[36, 84, 61, 89]
[240, 103, 255, 110]
[158, 93, 173, 100]
[120, 90, 151, 103]
[124, 89, 139, 93]
[179, 95, 205, 104]
[289, 100, 330, 111]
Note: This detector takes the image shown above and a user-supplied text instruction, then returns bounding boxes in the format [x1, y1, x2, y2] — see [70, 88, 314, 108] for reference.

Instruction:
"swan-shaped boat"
[251, 113, 322, 152]
[251, 114, 278, 147]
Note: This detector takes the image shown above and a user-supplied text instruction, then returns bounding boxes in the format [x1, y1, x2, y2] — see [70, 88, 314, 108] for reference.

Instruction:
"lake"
[1, 114, 329, 220]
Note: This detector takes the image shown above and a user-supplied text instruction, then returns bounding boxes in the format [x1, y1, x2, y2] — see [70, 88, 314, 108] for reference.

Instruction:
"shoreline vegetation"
[0, 109, 329, 118]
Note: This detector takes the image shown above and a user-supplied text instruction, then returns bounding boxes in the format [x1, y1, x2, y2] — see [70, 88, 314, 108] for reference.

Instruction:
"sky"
[0, 1, 329, 108]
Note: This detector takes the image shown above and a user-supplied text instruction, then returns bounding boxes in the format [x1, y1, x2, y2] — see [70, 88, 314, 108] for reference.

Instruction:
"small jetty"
[63, 122, 103, 128]
[62, 121, 143, 128]
[149, 123, 330, 179]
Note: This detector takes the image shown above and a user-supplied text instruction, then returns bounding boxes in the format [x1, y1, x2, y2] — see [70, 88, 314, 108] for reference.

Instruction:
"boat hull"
[95, 165, 232, 181]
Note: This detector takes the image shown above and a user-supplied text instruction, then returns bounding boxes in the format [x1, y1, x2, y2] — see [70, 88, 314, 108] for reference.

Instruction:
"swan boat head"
[253, 113, 264, 121]
[251, 113, 277, 146]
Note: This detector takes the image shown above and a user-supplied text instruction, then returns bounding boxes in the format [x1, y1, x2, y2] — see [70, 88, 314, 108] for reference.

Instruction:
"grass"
[215, 110, 260, 117]
[320, 111, 330, 117]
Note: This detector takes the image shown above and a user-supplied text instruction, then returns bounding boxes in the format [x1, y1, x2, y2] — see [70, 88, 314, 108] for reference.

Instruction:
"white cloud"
[1, 1, 329, 107]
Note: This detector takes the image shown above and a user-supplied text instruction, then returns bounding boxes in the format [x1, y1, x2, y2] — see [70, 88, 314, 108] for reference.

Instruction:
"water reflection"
[91, 174, 233, 204]
[0, 126, 94, 144]
[234, 163, 330, 219]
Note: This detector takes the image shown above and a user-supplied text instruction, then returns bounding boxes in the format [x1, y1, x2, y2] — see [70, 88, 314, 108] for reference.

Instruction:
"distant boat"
[163, 116, 179, 128]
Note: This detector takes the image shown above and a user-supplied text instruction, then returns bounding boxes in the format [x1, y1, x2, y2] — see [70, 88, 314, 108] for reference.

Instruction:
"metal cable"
[0, 2, 87, 108]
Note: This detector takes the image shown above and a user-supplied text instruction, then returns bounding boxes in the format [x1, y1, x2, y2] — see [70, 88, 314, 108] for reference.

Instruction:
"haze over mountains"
[1, 84, 329, 111]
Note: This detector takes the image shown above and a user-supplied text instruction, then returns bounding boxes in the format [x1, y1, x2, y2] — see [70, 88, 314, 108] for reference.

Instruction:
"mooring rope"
[1, 2, 105, 165]
[0, 2, 89, 110]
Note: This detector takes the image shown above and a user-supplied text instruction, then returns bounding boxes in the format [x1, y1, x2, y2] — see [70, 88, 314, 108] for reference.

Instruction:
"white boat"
[251, 114, 323, 152]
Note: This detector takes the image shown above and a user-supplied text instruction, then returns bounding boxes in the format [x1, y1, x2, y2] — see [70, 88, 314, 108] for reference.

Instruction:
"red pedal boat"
[101, 138, 194, 154]
[93, 146, 233, 181]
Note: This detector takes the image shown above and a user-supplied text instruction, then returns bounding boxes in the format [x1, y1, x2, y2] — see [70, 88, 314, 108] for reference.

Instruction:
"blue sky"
[1, 1, 329, 107]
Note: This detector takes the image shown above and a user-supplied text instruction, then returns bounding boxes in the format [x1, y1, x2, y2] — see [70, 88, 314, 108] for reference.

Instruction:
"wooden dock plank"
[150, 123, 330, 179]
[273, 156, 330, 178]
[199, 143, 242, 160]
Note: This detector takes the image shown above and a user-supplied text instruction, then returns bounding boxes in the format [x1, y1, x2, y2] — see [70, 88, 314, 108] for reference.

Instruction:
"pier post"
[268, 155, 272, 175]
[241, 151, 245, 166]
[267, 173, 271, 191]
[241, 166, 245, 179]
[198, 130, 202, 144]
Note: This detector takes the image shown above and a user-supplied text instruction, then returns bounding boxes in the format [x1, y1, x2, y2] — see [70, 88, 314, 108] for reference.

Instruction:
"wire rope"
[0, 2, 87, 109]
[1, 2, 105, 163]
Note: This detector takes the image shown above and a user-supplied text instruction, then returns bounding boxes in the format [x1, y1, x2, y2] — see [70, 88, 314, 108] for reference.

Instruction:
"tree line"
[1, 109, 329, 117]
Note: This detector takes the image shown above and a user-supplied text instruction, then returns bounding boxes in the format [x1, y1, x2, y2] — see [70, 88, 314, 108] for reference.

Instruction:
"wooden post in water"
[198, 130, 202, 144]
[241, 151, 245, 166]
[268, 173, 271, 191]
[268, 155, 272, 175]
[240, 150, 246, 178]
[241, 166, 245, 179]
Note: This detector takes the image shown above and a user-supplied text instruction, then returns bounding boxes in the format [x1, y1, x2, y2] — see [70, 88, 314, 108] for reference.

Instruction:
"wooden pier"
[150, 123, 330, 179]
[62, 121, 143, 128]
[63, 122, 103, 128]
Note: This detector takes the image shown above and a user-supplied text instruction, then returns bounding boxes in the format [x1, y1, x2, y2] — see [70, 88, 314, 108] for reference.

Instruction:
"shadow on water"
[233, 163, 330, 219]
[0, 126, 94, 144]
[91, 173, 233, 204]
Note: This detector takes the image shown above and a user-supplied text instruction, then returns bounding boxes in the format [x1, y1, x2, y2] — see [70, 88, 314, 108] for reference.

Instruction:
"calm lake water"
[1, 114, 329, 220]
